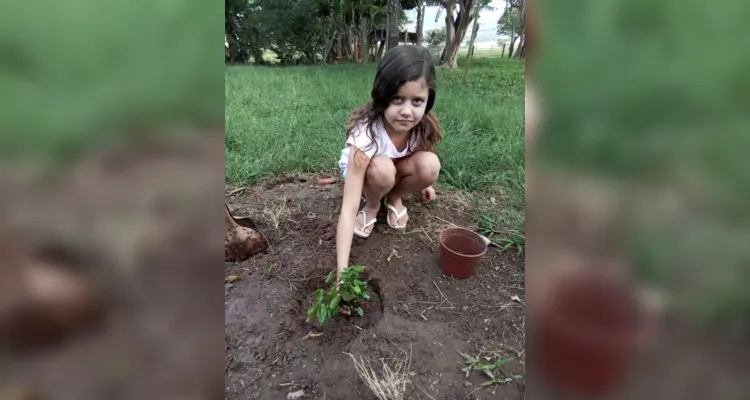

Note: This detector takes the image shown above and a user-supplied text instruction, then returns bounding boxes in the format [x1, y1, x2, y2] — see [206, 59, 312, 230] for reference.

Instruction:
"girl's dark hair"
[345, 45, 442, 157]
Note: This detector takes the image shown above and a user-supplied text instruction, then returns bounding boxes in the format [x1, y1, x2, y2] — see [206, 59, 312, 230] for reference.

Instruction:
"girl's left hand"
[421, 186, 436, 204]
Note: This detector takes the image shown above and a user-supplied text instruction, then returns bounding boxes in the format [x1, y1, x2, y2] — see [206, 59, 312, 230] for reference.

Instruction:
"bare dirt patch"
[225, 174, 526, 399]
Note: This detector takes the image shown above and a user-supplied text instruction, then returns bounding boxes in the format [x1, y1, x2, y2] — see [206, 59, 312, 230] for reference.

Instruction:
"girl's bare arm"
[336, 148, 370, 276]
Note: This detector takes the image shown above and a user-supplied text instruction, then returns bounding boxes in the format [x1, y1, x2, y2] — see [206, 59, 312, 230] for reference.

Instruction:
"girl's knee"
[367, 156, 397, 188]
[416, 152, 440, 183]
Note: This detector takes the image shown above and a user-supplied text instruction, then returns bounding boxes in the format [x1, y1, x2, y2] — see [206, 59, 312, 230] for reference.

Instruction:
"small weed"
[426, 199, 439, 209]
[476, 213, 502, 238]
[495, 232, 525, 255]
[307, 265, 370, 326]
[459, 351, 521, 390]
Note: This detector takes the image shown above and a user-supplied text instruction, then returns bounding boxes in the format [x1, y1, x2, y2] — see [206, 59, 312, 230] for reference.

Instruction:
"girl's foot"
[353, 204, 379, 238]
[384, 196, 408, 229]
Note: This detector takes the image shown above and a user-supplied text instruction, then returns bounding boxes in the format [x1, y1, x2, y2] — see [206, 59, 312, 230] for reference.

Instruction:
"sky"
[404, 0, 509, 48]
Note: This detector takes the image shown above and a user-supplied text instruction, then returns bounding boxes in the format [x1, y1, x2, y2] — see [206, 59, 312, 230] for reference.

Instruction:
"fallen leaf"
[225, 275, 241, 283]
[287, 389, 305, 399]
[511, 295, 522, 303]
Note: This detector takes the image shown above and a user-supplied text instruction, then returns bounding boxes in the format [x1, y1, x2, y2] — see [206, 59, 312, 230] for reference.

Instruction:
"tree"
[225, 0, 266, 65]
[463, 0, 493, 79]
[223, 0, 416, 65]
[424, 27, 446, 50]
[433, 0, 491, 68]
[497, 0, 524, 58]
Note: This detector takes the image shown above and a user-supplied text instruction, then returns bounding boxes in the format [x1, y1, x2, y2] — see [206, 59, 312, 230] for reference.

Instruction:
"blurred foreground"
[0, 1, 224, 398]
[0, 135, 224, 398]
[526, 0, 750, 398]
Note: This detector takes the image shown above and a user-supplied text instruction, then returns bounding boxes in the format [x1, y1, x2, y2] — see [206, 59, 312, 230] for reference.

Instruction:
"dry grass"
[345, 345, 413, 400]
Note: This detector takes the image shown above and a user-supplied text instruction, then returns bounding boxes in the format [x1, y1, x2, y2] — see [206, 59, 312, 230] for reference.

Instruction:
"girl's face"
[383, 78, 429, 134]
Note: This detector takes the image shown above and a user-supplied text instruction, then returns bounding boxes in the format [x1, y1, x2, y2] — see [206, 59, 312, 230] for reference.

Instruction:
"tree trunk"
[386, 0, 400, 50]
[440, 0, 457, 64]
[360, 17, 369, 63]
[416, 1, 425, 47]
[513, 4, 526, 58]
[516, 41, 526, 58]
[351, 8, 358, 62]
[463, 13, 480, 81]
[514, 34, 525, 58]
[442, 0, 476, 68]
[377, 40, 385, 60]
[323, 15, 335, 64]
[252, 48, 264, 65]
[508, 35, 517, 59]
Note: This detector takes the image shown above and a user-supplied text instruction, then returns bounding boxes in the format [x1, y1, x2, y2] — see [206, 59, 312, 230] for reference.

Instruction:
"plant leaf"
[495, 358, 514, 367]
[481, 380, 495, 387]
[330, 295, 341, 311]
[476, 363, 496, 371]
[352, 286, 361, 294]
[326, 271, 336, 283]
[482, 369, 496, 381]
[318, 306, 328, 326]
[460, 353, 477, 363]
[315, 289, 324, 303]
[356, 307, 364, 316]
[461, 366, 471, 378]
[341, 291, 355, 302]
[307, 307, 316, 322]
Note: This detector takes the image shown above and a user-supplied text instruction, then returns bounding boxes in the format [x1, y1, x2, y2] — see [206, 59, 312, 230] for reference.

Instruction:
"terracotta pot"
[438, 228, 487, 279]
[533, 271, 646, 395]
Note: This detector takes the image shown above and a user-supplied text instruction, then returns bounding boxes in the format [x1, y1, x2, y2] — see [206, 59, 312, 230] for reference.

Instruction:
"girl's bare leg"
[354, 155, 397, 235]
[387, 151, 441, 227]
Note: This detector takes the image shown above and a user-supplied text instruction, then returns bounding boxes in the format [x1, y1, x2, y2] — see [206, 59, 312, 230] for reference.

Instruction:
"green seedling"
[459, 351, 521, 388]
[306, 265, 370, 326]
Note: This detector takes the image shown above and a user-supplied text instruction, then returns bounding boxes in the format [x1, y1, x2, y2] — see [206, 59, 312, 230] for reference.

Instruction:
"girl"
[335, 45, 443, 278]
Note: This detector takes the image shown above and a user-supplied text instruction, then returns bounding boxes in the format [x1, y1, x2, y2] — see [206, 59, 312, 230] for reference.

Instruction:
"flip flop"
[353, 210, 377, 238]
[384, 199, 408, 229]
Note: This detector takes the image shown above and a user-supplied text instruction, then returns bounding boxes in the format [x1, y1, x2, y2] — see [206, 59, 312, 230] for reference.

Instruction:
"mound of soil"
[225, 175, 526, 399]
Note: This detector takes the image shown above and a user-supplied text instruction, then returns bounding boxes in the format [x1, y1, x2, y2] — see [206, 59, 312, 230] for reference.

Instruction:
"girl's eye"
[392, 97, 403, 104]
[413, 99, 425, 105]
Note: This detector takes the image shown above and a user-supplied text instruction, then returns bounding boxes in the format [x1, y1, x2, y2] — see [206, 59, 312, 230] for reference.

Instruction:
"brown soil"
[0, 134, 225, 399]
[225, 174, 527, 400]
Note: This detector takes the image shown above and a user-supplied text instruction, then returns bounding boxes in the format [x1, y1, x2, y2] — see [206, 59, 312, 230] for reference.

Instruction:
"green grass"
[1, 1, 223, 164]
[225, 56, 525, 232]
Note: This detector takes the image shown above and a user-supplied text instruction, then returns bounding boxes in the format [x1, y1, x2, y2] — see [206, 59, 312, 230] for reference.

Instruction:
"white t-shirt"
[338, 117, 418, 173]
